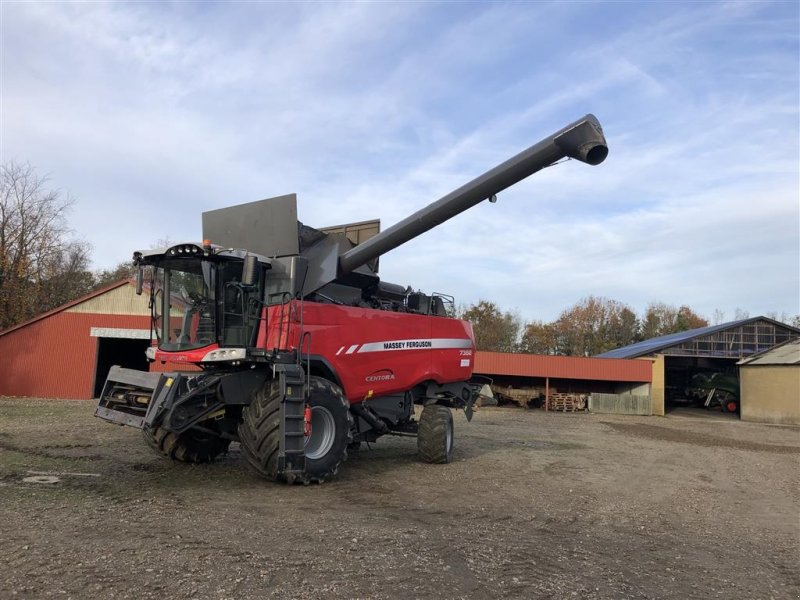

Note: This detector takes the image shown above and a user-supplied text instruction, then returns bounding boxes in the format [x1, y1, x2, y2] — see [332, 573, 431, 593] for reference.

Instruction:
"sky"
[2, 0, 798, 324]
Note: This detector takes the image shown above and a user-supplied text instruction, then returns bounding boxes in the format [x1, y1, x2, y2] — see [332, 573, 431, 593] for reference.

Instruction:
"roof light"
[167, 244, 204, 256]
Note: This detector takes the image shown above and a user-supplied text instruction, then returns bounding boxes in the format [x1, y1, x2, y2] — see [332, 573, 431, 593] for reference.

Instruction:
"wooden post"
[545, 377, 550, 411]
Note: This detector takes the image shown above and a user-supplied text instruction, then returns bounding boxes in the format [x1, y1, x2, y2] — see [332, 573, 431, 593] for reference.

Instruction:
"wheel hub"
[304, 406, 336, 460]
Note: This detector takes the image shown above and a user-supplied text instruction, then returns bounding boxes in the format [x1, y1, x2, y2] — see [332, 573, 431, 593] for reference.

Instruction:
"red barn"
[0, 281, 152, 399]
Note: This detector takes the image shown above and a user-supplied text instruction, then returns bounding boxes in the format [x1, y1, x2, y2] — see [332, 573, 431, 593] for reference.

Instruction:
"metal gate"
[589, 393, 651, 415]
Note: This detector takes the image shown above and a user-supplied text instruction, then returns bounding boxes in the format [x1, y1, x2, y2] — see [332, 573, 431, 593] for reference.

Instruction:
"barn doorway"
[664, 356, 741, 417]
[93, 337, 151, 398]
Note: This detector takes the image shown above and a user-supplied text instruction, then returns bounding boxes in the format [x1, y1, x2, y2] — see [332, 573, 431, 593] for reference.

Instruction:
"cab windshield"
[152, 259, 215, 351]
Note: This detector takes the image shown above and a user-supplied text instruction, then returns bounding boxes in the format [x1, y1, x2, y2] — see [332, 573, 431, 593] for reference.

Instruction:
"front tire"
[142, 426, 230, 464]
[417, 404, 454, 464]
[239, 376, 353, 483]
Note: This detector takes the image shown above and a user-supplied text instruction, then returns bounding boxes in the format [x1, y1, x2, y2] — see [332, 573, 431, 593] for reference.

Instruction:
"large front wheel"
[239, 376, 352, 483]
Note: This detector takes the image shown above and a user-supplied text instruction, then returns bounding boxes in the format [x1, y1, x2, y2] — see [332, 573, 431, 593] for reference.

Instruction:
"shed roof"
[596, 316, 800, 359]
[474, 351, 652, 382]
[738, 338, 800, 366]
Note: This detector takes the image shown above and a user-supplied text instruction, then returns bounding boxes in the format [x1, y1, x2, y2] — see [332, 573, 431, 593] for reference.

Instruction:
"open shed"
[597, 317, 800, 416]
[473, 351, 653, 414]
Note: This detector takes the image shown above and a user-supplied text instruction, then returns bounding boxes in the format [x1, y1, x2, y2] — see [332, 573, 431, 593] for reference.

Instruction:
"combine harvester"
[95, 114, 609, 483]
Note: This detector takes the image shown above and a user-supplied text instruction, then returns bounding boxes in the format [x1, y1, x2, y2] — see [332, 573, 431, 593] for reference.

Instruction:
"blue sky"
[3, 1, 798, 323]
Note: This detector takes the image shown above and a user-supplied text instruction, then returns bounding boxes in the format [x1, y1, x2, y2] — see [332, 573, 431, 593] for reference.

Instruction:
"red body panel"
[151, 301, 476, 404]
[258, 301, 476, 403]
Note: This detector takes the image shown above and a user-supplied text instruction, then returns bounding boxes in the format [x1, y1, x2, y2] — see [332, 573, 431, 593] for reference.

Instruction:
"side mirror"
[135, 265, 144, 295]
[242, 254, 259, 286]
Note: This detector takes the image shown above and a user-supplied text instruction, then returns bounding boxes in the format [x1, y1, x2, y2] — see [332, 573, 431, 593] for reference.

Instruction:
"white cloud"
[2, 0, 798, 323]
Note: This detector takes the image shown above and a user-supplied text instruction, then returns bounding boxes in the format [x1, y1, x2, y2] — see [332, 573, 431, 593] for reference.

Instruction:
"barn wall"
[0, 313, 150, 399]
[614, 382, 651, 396]
[639, 355, 665, 416]
[740, 365, 800, 425]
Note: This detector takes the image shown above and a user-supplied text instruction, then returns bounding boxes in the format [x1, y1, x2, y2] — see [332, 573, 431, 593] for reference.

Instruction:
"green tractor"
[689, 372, 740, 414]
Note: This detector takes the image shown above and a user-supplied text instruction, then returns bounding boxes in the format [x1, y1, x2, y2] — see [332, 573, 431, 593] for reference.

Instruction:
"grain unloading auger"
[95, 114, 608, 483]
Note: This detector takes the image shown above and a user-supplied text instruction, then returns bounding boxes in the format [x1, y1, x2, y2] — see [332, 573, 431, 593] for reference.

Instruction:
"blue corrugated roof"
[596, 317, 798, 359]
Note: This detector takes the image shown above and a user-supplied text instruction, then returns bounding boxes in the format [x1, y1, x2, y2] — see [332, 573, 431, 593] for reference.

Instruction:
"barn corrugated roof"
[596, 316, 800, 359]
[738, 338, 800, 366]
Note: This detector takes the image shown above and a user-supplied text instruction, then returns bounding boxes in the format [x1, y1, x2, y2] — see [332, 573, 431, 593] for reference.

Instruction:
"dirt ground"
[0, 399, 798, 600]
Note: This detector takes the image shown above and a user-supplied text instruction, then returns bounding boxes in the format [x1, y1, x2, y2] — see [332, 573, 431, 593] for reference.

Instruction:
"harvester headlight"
[145, 346, 156, 361]
[201, 347, 246, 362]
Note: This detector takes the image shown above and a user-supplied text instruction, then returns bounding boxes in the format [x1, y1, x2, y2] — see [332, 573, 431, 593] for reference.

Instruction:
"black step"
[276, 364, 307, 476]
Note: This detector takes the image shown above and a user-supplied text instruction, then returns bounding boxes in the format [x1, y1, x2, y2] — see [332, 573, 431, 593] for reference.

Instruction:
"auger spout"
[338, 114, 608, 276]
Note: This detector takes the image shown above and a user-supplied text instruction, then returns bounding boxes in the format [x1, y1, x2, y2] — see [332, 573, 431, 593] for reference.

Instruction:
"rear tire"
[417, 404, 454, 464]
[717, 391, 739, 414]
[724, 398, 739, 414]
[239, 376, 352, 483]
[142, 426, 230, 464]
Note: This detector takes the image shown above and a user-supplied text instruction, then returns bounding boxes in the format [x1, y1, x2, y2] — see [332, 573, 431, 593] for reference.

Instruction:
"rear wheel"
[417, 404, 454, 464]
[721, 396, 739, 414]
[717, 391, 739, 414]
[143, 426, 230, 463]
[239, 376, 352, 483]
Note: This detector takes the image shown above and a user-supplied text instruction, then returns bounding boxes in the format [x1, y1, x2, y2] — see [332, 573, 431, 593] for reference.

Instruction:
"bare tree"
[0, 162, 91, 329]
[766, 311, 800, 328]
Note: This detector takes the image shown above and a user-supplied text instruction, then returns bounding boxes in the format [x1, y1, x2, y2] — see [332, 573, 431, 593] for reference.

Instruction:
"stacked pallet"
[547, 393, 588, 412]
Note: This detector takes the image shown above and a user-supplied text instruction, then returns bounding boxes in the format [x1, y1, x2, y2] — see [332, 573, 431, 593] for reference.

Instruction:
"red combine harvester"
[95, 115, 609, 483]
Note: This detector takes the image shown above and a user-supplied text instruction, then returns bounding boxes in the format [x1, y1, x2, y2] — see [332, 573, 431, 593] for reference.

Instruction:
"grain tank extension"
[95, 114, 608, 483]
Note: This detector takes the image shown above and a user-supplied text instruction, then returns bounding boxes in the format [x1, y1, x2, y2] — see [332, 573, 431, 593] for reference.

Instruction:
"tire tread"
[238, 377, 353, 483]
[417, 404, 453, 464]
[142, 425, 229, 464]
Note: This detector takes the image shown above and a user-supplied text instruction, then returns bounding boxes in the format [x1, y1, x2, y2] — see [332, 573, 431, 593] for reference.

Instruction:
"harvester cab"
[134, 244, 266, 358]
[95, 114, 609, 484]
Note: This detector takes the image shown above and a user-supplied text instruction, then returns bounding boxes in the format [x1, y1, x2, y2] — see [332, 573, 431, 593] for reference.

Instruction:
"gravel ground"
[1, 398, 798, 600]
